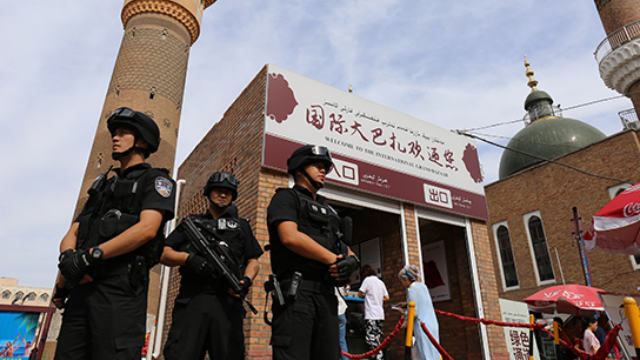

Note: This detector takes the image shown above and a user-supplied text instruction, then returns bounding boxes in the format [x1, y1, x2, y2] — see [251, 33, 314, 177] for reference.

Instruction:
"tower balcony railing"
[619, 108, 639, 130]
[595, 20, 640, 63]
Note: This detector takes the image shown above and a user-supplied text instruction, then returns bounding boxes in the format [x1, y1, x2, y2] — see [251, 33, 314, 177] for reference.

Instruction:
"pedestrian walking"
[398, 264, 440, 360]
[358, 265, 389, 360]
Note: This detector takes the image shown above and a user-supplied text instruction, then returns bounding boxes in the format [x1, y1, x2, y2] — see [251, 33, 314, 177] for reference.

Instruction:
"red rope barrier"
[435, 307, 623, 360]
[420, 321, 454, 360]
[434, 309, 546, 329]
[541, 325, 622, 360]
[342, 316, 405, 360]
[541, 327, 590, 360]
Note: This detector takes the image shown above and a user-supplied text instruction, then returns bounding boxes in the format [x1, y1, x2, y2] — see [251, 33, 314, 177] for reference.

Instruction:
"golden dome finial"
[524, 54, 538, 91]
[349, 83, 353, 93]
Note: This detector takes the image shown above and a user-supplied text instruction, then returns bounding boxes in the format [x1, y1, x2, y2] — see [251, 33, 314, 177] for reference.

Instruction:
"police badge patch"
[155, 177, 173, 198]
[227, 219, 238, 229]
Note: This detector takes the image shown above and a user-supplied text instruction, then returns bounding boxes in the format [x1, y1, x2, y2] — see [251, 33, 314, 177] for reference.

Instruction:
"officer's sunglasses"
[310, 145, 330, 157]
[211, 172, 238, 186]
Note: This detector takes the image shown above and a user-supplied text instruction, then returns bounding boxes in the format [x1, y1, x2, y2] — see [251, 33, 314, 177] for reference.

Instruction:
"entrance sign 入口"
[262, 64, 488, 220]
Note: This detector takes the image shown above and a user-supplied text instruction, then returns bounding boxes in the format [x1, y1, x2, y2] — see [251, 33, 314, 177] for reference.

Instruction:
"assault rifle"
[182, 216, 258, 314]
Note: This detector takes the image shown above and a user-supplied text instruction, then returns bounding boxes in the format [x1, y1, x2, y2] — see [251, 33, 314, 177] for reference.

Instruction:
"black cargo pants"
[55, 272, 147, 360]
[163, 292, 245, 360]
[271, 286, 340, 360]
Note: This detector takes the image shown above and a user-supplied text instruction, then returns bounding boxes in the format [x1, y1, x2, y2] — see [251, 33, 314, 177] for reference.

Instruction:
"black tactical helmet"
[286, 145, 333, 175]
[203, 172, 238, 200]
[107, 107, 160, 155]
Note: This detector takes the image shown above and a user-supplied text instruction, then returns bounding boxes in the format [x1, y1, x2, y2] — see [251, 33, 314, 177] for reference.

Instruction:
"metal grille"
[595, 20, 640, 63]
[619, 108, 639, 130]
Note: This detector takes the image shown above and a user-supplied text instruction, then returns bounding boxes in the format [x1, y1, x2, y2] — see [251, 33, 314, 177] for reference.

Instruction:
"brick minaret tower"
[594, 0, 640, 118]
[74, 0, 216, 216]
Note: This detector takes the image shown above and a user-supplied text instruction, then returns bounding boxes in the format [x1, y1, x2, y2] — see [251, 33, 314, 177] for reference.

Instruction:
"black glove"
[237, 276, 252, 297]
[335, 255, 359, 280]
[52, 285, 70, 309]
[58, 249, 93, 283]
[185, 253, 214, 277]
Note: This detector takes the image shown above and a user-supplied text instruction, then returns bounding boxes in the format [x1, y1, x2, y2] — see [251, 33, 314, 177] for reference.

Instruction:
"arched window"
[527, 215, 555, 282]
[1, 290, 10, 299]
[40, 294, 49, 302]
[496, 225, 519, 288]
[26, 292, 36, 301]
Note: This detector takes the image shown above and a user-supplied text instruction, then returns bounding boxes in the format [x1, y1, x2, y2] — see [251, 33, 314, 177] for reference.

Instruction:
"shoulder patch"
[154, 177, 173, 198]
[226, 219, 239, 229]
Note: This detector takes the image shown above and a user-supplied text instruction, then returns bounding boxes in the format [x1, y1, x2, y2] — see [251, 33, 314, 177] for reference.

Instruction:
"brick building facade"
[157, 65, 510, 359]
[486, 130, 640, 304]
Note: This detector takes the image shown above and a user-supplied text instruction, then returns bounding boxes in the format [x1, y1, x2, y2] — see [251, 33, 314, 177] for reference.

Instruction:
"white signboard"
[421, 241, 450, 302]
[499, 298, 540, 360]
[263, 64, 488, 220]
[600, 293, 639, 359]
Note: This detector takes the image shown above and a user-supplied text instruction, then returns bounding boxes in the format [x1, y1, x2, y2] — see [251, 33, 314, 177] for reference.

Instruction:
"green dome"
[498, 117, 606, 179]
[524, 90, 553, 110]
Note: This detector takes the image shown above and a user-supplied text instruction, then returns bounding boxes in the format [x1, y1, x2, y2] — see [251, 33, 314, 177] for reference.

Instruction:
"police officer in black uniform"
[267, 145, 360, 360]
[54, 107, 176, 360]
[161, 171, 262, 360]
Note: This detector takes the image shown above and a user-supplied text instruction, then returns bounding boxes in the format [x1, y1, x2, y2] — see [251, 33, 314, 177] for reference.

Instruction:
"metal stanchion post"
[553, 319, 560, 359]
[528, 314, 535, 360]
[623, 297, 640, 359]
[405, 301, 416, 360]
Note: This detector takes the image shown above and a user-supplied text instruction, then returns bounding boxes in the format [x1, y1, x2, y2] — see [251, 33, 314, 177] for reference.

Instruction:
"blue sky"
[0, 1, 632, 287]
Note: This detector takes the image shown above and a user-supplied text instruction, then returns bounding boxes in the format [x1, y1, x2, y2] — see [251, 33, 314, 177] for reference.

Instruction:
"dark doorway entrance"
[418, 218, 482, 360]
[330, 200, 402, 358]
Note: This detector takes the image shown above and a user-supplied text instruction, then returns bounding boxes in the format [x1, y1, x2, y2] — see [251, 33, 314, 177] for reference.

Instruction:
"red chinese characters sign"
[263, 64, 487, 220]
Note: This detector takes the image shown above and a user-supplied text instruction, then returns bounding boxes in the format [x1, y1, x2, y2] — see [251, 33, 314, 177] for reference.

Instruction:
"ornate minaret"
[74, 0, 216, 215]
[594, 0, 640, 118]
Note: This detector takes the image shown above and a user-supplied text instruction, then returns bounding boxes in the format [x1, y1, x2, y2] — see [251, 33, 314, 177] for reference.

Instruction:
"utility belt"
[263, 272, 334, 326]
[179, 275, 230, 296]
[91, 255, 148, 289]
[279, 277, 334, 295]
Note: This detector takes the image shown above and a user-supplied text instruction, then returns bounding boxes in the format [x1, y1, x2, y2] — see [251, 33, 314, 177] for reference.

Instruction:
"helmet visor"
[310, 145, 330, 157]
[112, 107, 136, 119]
[210, 172, 238, 186]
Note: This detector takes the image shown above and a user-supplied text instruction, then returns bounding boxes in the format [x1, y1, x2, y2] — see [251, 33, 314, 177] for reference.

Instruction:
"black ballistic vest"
[272, 188, 347, 281]
[179, 214, 248, 294]
[76, 167, 167, 271]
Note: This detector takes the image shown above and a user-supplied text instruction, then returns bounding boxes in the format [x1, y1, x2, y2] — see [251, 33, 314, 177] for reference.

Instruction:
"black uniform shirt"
[267, 185, 330, 280]
[127, 163, 176, 221]
[76, 163, 176, 221]
[166, 211, 263, 295]
[74, 163, 176, 255]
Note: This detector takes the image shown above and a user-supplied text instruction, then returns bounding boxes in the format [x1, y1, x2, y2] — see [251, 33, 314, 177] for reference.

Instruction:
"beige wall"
[0, 283, 52, 306]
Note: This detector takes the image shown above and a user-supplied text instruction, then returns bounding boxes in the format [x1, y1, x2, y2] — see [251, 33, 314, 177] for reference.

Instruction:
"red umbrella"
[524, 284, 605, 316]
[583, 183, 640, 255]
